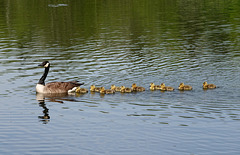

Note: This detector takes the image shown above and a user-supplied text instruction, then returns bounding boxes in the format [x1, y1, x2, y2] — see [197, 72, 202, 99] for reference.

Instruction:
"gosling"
[111, 85, 121, 92]
[203, 81, 216, 89]
[178, 83, 192, 90]
[120, 86, 132, 93]
[75, 87, 88, 93]
[160, 83, 174, 91]
[150, 83, 161, 90]
[90, 85, 101, 92]
[100, 87, 115, 94]
[132, 83, 145, 91]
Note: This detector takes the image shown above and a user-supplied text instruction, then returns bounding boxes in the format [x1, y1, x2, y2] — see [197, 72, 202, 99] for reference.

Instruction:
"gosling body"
[120, 86, 132, 93]
[160, 83, 174, 91]
[100, 87, 115, 94]
[90, 85, 101, 92]
[203, 82, 216, 89]
[111, 85, 121, 92]
[132, 83, 145, 92]
[150, 83, 161, 90]
[178, 83, 192, 90]
[76, 87, 88, 93]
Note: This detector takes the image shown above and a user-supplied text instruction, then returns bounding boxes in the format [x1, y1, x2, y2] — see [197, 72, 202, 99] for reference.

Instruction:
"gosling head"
[111, 85, 116, 90]
[132, 83, 137, 88]
[90, 85, 96, 91]
[75, 87, 82, 93]
[203, 81, 208, 86]
[179, 83, 184, 87]
[160, 83, 165, 89]
[75, 87, 80, 91]
[150, 83, 155, 86]
[120, 86, 125, 90]
[150, 83, 155, 90]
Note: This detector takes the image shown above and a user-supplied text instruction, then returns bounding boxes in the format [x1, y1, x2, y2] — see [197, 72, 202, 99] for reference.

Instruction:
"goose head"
[38, 61, 50, 68]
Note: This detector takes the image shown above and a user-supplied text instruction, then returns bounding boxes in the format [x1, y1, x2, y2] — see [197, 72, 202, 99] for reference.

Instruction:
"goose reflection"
[36, 93, 80, 103]
[36, 93, 81, 123]
[38, 100, 50, 124]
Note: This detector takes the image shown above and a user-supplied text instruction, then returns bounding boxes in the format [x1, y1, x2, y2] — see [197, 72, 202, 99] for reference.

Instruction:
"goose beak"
[38, 63, 44, 66]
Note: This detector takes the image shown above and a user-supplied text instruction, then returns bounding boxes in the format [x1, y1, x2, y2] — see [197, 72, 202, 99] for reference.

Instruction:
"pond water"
[0, 0, 240, 154]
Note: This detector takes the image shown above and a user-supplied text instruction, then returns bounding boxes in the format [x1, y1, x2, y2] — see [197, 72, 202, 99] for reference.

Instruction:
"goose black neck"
[38, 66, 49, 85]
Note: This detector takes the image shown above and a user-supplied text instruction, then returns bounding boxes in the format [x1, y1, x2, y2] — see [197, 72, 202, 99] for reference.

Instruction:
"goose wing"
[44, 81, 84, 93]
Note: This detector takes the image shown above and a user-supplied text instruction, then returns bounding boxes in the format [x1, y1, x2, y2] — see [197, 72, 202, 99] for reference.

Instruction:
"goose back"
[42, 81, 83, 94]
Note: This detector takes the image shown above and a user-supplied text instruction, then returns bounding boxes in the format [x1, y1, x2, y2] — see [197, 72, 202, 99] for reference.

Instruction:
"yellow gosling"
[90, 85, 101, 92]
[120, 86, 132, 93]
[203, 81, 216, 89]
[178, 83, 192, 90]
[150, 83, 161, 90]
[76, 87, 88, 93]
[132, 83, 145, 92]
[150, 83, 155, 91]
[120, 86, 125, 93]
[160, 83, 174, 91]
[100, 87, 115, 94]
[111, 85, 121, 92]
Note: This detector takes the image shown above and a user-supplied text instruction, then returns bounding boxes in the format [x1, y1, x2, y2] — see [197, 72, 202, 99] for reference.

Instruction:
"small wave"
[48, 4, 68, 8]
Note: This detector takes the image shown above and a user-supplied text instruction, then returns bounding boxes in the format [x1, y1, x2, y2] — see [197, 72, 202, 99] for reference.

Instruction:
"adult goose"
[36, 61, 84, 94]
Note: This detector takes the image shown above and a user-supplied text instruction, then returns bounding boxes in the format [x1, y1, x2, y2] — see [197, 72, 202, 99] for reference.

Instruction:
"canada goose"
[150, 83, 161, 90]
[100, 87, 115, 94]
[90, 85, 101, 92]
[120, 86, 132, 93]
[36, 61, 84, 94]
[178, 83, 192, 90]
[132, 83, 145, 91]
[160, 83, 174, 91]
[203, 81, 216, 89]
[111, 85, 121, 92]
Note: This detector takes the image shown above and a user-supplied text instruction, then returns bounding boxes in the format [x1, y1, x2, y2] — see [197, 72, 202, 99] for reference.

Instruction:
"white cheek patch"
[44, 63, 50, 68]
